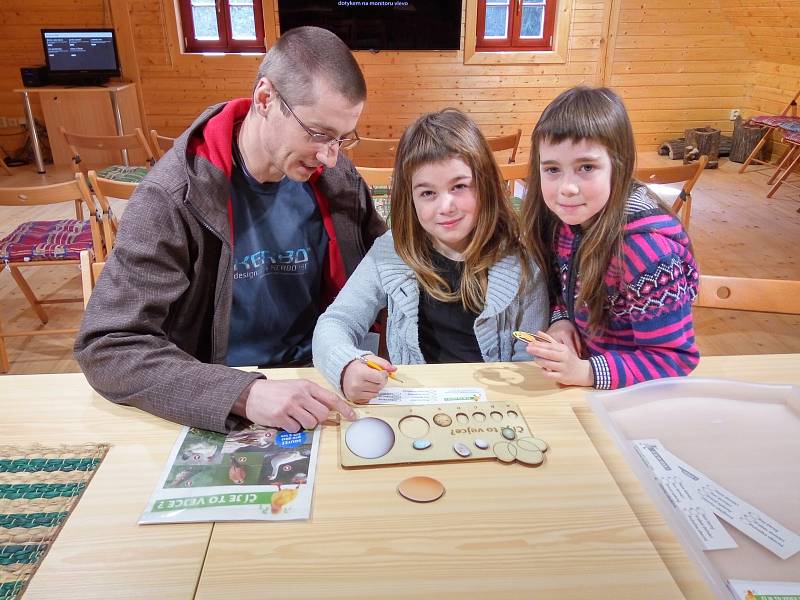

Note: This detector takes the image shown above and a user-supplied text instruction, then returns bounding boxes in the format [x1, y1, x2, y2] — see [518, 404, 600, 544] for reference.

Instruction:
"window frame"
[476, 0, 558, 51]
[178, 0, 266, 53]
[464, 0, 571, 65]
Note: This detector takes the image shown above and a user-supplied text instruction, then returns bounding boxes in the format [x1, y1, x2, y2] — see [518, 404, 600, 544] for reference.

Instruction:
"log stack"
[659, 135, 732, 160]
[729, 116, 770, 163]
[685, 127, 721, 168]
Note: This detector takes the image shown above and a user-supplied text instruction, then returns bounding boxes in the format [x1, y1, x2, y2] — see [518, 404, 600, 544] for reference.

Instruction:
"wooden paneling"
[0, 0, 797, 158]
[0, 2, 107, 130]
[719, 0, 800, 159]
[604, 0, 749, 150]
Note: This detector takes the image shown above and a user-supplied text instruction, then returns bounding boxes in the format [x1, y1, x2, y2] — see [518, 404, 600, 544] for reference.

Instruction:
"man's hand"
[341, 355, 396, 403]
[241, 379, 356, 432]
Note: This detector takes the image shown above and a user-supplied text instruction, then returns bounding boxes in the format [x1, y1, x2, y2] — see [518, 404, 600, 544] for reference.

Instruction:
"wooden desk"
[4, 374, 212, 599]
[5, 355, 797, 598]
[14, 83, 143, 173]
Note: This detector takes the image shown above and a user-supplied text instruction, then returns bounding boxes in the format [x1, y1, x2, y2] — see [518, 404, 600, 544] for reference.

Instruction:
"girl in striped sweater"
[521, 86, 700, 389]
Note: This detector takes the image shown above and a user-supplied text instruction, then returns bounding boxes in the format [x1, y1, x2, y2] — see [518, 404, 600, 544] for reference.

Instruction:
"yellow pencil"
[359, 356, 405, 382]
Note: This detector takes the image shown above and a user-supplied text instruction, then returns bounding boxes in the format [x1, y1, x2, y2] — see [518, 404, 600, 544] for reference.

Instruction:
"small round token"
[501, 426, 516, 440]
[517, 436, 549, 453]
[412, 439, 432, 450]
[432, 413, 452, 427]
[493, 441, 517, 463]
[513, 330, 536, 343]
[397, 476, 445, 503]
[453, 442, 472, 457]
[474, 438, 489, 450]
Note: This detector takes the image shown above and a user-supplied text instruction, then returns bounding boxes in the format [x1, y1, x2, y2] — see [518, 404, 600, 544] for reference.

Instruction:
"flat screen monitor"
[277, 1, 462, 51]
[42, 29, 121, 85]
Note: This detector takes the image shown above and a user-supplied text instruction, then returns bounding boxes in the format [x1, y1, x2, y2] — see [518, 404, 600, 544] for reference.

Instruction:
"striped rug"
[0, 444, 108, 600]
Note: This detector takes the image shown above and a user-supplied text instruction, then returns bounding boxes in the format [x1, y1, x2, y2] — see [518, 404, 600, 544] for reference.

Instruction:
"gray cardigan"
[312, 231, 549, 394]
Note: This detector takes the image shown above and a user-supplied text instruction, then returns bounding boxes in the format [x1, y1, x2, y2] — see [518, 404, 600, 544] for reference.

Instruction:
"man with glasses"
[75, 27, 386, 434]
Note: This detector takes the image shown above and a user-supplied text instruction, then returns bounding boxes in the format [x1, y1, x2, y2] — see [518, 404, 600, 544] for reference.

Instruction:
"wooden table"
[6, 355, 798, 598]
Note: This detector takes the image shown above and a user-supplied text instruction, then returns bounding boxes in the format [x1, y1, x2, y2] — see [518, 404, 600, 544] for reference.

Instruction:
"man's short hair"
[255, 26, 366, 108]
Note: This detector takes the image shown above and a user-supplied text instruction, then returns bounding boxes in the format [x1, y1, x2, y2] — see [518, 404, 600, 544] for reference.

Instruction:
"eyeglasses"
[276, 91, 360, 151]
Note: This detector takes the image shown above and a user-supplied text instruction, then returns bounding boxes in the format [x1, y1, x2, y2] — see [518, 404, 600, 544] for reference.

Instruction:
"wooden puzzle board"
[339, 401, 548, 468]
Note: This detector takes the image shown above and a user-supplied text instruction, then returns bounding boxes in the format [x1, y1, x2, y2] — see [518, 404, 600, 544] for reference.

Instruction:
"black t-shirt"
[418, 251, 483, 364]
[226, 139, 328, 367]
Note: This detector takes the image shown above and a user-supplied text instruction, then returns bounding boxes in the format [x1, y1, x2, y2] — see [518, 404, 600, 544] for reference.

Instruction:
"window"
[477, 0, 557, 51]
[178, 0, 265, 53]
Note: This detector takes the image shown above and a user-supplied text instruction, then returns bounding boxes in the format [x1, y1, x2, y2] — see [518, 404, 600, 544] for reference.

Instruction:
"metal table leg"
[109, 89, 129, 166]
[21, 91, 45, 173]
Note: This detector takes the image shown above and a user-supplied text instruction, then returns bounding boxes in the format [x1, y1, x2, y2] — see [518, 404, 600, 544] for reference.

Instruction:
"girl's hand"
[546, 320, 583, 357]
[525, 338, 594, 387]
[341, 355, 397, 403]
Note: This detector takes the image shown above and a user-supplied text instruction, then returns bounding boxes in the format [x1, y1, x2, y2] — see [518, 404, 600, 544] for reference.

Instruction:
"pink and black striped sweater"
[551, 183, 700, 389]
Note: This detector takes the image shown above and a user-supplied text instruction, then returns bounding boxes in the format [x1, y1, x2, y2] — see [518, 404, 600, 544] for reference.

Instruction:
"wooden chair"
[60, 126, 155, 182]
[0, 173, 103, 372]
[696, 275, 800, 315]
[498, 162, 529, 212]
[738, 90, 800, 174]
[634, 155, 708, 232]
[345, 137, 399, 168]
[766, 130, 800, 198]
[149, 129, 175, 160]
[487, 129, 522, 164]
[87, 169, 139, 257]
[79, 249, 105, 308]
[356, 166, 393, 223]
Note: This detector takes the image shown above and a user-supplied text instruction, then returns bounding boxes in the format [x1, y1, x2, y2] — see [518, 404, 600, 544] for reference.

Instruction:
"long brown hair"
[391, 108, 526, 313]
[521, 86, 635, 330]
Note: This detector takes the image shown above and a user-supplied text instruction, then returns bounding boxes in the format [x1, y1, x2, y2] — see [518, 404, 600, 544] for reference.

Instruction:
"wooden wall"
[721, 0, 800, 121]
[0, 0, 107, 125]
[0, 0, 797, 159]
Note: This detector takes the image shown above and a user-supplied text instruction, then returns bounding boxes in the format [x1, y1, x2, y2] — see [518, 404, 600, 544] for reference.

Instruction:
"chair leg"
[9, 266, 49, 324]
[738, 125, 771, 173]
[682, 194, 692, 232]
[766, 144, 799, 185]
[767, 146, 800, 198]
[0, 319, 9, 373]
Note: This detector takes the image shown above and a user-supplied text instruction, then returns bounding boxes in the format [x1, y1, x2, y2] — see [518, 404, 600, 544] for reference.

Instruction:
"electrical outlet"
[730, 109, 741, 121]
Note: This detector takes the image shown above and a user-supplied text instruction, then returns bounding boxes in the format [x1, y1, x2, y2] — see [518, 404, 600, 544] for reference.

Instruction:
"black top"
[418, 251, 483, 364]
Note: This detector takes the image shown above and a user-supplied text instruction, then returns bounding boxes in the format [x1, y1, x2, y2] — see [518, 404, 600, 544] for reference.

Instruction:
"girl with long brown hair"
[521, 86, 699, 389]
[313, 108, 548, 402]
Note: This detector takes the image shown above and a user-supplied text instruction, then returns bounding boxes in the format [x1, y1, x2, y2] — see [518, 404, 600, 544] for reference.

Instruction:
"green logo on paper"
[153, 492, 274, 511]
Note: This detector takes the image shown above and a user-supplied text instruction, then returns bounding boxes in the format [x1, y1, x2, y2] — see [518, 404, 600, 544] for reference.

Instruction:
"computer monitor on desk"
[41, 28, 121, 86]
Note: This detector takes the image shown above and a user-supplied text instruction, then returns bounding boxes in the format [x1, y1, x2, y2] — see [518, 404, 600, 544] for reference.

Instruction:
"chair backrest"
[695, 275, 800, 315]
[87, 169, 139, 255]
[346, 137, 399, 168]
[778, 89, 800, 117]
[356, 166, 393, 222]
[0, 173, 103, 259]
[60, 126, 155, 175]
[486, 129, 522, 164]
[356, 166, 393, 188]
[149, 129, 175, 159]
[634, 155, 707, 231]
[498, 162, 529, 202]
[79, 249, 106, 308]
